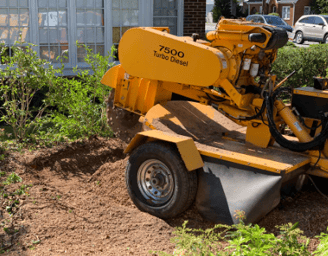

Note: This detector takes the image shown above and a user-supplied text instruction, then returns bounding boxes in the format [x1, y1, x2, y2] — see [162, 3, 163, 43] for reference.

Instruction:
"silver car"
[294, 15, 328, 44]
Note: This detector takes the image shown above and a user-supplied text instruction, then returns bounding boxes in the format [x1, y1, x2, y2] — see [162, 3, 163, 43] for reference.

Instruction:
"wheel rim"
[137, 159, 174, 206]
[296, 33, 302, 43]
[325, 37, 328, 44]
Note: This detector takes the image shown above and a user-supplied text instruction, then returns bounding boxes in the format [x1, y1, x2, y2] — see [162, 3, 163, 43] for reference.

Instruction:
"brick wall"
[184, 0, 206, 39]
[294, 0, 311, 25]
[249, 4, 261, 15]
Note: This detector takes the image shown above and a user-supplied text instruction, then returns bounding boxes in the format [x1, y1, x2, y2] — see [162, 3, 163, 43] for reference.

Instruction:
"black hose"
[266, 87, 328, 152]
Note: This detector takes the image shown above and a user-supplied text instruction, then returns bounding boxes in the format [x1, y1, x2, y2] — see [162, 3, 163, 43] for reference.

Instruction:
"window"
[0, 0, 30, 57]
[153, 0, 178, 35]
[258, 16, 265, 23]
[112, 0, 139, 59]
[282, 6, 290, 20]
[259, 6, 262, 14]
[0, 0, 183, 74]
[307, 16, 315, 24]
[272, 6, 276, 13]
[304, 6, 311, 15]
[38, 0, 68, 63]
[314, 16, 324, 25]
[76, 0, 104, 62]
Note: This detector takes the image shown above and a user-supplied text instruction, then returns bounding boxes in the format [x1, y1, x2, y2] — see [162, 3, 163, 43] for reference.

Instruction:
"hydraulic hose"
[266, 87, 328, 152]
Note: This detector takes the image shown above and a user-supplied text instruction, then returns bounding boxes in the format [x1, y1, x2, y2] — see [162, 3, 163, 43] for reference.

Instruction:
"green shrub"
[38, 44, 116, 142]
[0, 43, 59, 141]
[154, 216, 313, 255]
[268, 13, 280, 16]
[272, 44, 328, 88]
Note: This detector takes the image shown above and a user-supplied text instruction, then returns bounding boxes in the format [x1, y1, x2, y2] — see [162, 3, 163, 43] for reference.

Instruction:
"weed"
[155, 212, 314, 255]
[3, 172, 22, 185]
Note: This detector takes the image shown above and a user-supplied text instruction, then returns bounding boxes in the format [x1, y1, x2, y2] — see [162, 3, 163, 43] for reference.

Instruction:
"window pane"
[94, 9, 103, 26]
[95, 0, 103, 8]
[59, 27, 67, 43]
[0, 0, 7, 7]
[9, 0, 18, 7]
[112, 0, 119, 8]
[77, 27, 84, 42]
[85, 27, 95, 43]
[122, 0, 138, 9]
[112, 10, 120, 26]
[38, 0, 47, 7]
[0, 9, 8, 26]
[0, 28, 9, 43]
[153, 0, 177, 35]
[19, 8, 29, 26]
[58, 9, 67, 26]
[49, 0, 57, 8]
[9, 9, 19, 26]
[58, 0, 66, 7]
[9, 27, 20, 44]
[76, 10, 85, 26]
[19, 0, 28, 7]
[96, 27, 104, 43]
[112, 27, 120, 44]
[39, 28, 48, 43]
[20, 27, 29, 42]
[96, 45, 104, 55]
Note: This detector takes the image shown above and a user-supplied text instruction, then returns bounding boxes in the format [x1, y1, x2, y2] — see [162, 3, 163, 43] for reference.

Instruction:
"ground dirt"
[0, 137, 328, 255]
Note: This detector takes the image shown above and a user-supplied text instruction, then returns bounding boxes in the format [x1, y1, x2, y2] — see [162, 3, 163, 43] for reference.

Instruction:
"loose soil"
[0, 137, 328, 255]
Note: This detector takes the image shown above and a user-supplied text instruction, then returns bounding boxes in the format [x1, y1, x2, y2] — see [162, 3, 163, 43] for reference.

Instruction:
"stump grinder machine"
[101, 18, 328, 224]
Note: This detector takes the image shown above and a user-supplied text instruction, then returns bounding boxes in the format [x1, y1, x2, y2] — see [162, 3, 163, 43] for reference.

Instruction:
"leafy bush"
[154, 213, 315, 256]
[268, 13, 280, 16]
[37, 44, 116, 142]
[272, 44, 328, 88]
[0, 43, 59, 141]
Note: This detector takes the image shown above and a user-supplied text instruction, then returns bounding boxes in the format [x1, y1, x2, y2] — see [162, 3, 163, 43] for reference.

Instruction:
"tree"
[311, 0, 328, 14]
[212, 0, 232, 22]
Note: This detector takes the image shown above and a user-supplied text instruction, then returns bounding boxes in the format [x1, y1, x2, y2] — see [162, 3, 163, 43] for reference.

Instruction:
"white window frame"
[272, 6, 276, 13]
[1, 0, 184, 75]
[259, 6, 262, 14]
[304, 6, 311, 15]
[282, 6, 290, 20]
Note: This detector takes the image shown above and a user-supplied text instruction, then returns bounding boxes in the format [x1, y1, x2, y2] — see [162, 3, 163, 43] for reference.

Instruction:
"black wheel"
[126, 142, 198, 219]
[324, 34, 328, 44]
[295, 31, 304, 44]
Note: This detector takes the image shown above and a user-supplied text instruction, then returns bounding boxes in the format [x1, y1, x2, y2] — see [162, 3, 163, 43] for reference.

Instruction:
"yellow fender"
[124, 130, 204, 171]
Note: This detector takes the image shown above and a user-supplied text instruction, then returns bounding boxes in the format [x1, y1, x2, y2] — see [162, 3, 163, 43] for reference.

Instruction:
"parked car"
[246, 15, 293, 32]
[294, 15, 328, 44]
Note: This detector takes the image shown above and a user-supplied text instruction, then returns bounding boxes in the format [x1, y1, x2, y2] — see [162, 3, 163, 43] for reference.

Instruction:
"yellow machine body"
[101, 18, 328, 224]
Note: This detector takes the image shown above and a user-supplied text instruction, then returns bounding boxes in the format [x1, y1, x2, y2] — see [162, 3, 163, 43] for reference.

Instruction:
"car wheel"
[324, 34, 328, 44]
[295, 31, 304, 44]
[126, 142, 198, 219]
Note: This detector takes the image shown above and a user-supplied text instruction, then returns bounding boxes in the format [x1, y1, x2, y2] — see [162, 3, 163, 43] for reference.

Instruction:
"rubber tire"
[324, 34, 328, 44]
[126, 142, 198, 219]
[295, 31, 304, 44]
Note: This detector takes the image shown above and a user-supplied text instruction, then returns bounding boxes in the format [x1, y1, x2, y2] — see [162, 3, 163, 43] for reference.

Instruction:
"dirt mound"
[0, 137, 328, 255]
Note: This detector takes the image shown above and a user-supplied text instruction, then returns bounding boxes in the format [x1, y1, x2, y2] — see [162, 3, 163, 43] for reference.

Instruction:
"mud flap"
[196, 156, 283, 224]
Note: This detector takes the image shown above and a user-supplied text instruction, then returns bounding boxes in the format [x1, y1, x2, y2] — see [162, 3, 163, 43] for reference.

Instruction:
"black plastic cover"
[195, 156, 283, 224]
[263, 26, 288, 50]
[248, 33, 267, 43]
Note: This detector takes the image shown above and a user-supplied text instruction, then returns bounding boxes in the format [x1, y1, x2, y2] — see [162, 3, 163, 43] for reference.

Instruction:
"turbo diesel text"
[153, 45, 189, 67]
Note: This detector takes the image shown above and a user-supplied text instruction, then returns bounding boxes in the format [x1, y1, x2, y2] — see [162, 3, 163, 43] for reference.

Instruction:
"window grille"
[153, 0, 177, 35]
[112, 0, 139, 60]
[76, 0, 104, 63]
[38, 0, 68, 63]
[0, 0, 30, 58]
